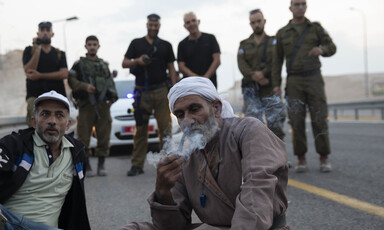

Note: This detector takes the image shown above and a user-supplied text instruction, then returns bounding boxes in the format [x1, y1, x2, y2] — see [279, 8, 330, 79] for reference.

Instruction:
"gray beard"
[41, 133, 61, 144]
[186, 112, 219, 150]
[36, 125, 63, 144]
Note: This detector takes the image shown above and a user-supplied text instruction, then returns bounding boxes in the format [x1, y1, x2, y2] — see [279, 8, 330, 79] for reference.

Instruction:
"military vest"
[74, 57, 117, 102]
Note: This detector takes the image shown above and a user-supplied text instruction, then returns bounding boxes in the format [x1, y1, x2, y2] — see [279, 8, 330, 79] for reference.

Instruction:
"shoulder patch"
[272, 38, 277, 45]
[238, 48, 245, 55]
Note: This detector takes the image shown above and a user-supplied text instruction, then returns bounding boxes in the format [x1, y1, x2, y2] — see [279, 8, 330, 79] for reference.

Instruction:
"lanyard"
[200, 142, 218, 208]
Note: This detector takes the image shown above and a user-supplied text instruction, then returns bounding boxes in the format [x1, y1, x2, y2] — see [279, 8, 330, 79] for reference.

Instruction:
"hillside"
[0, 50, 26, 116]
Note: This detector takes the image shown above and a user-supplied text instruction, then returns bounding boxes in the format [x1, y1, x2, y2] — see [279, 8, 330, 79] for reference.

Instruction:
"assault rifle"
[98, 62, 117, 103]
[77, 60, 101, 119]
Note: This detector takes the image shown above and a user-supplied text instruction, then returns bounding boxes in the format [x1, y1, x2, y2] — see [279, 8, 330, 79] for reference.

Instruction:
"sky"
[0, 0, 383, 92]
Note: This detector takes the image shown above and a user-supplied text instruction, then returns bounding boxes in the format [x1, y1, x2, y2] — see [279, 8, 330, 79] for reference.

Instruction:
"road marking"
[288, 179, 384, 218]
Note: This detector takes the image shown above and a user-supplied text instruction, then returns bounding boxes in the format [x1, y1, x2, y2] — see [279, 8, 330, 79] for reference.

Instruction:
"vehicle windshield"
[116, 80, 135, 99]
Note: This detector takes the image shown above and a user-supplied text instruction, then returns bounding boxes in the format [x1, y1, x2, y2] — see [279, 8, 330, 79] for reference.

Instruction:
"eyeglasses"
[292, 2, 306, 7]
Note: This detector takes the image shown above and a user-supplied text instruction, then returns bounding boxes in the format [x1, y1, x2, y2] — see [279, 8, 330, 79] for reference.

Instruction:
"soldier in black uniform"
[272, 0, 337, 173]
[22, 21, 68, 127]
[122, 14, 179, 176]
[237, 9, 285, 140]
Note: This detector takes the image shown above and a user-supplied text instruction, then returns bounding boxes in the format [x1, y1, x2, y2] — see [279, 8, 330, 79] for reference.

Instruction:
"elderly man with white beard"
[120, 77, 290, 230]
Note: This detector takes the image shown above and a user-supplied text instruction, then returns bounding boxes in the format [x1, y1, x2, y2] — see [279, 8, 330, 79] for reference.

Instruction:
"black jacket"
[0, 128, 91, 230]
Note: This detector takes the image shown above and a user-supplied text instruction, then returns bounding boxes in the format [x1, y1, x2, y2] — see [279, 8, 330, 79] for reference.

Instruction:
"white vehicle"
[90, 77, 179, 149]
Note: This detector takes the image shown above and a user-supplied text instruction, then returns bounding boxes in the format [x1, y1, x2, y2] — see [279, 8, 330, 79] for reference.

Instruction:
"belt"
[268, 214, 287, 230]
[287, 68, 320, 77]
[135, 82, 167, 91]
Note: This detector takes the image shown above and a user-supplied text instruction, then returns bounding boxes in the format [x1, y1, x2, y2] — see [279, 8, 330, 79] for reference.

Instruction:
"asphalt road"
[85, 121, 384, 230]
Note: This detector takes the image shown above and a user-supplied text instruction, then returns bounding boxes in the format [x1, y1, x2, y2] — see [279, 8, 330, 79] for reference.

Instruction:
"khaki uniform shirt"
[148, 117, 289, 230]
[272, 18, 336, 87]
[237, 34, 275, 97]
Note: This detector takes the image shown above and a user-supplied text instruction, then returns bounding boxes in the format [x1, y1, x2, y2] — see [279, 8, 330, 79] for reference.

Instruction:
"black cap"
[38, 21, 52, 29]
[147, 13, 160, 21]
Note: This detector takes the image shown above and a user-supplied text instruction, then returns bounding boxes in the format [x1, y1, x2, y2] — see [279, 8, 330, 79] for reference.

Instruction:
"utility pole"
[350, 7, 369, 98]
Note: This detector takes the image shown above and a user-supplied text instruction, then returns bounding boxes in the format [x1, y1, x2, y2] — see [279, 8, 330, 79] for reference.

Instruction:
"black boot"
[97, 156, 107, 176]
[86, 157, 95, 177]
[127, 166, 144, 176]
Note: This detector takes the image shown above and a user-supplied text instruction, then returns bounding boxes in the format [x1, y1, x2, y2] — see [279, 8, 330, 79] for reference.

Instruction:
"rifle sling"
[260, 35, 270, 68]
[144, 37, 160, 91]
[287, 24, 310, 74]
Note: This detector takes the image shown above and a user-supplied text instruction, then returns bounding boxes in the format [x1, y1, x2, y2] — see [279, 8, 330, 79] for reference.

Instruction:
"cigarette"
[167, 130, 189, 156]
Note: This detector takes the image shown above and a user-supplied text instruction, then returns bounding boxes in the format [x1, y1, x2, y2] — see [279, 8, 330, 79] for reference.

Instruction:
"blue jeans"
[242, 87, 286, 140]
[0, 204, 59, 230]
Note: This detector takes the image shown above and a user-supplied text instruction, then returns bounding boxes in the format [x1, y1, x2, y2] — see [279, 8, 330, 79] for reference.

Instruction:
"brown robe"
[121, 117, 289, 230]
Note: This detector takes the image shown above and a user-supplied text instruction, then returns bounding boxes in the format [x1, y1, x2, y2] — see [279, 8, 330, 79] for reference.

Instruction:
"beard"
[148, 30, 159, 39]
[36, 124, 65, 144]
[184, 109, 220, 150]
[254, 28, 264, 35]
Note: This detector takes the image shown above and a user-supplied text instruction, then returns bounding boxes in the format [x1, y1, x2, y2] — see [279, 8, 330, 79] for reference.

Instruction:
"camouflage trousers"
[242, 87, 286, 140]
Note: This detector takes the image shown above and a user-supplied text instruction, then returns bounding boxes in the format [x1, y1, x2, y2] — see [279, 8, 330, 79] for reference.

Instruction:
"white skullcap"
[168, 77, 236, 118]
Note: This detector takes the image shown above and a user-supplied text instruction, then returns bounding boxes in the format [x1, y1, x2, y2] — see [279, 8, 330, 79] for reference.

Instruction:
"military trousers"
[131, 86, 172, 168]
[26, 97, 37, 127]
[285, 72, 331, 156]
[242, 87, 286, 140]
[77, 101, 112, 157]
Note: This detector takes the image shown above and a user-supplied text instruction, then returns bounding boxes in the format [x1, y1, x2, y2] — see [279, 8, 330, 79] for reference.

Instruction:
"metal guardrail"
[328, 99, 384, 120]
[232, 99, 384, 121]
[0, 116, 27, 138]
[0, 99, 383, 138]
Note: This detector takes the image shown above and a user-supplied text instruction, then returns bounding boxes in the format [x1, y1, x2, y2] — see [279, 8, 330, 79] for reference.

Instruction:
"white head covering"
[168, 77, 236, 118]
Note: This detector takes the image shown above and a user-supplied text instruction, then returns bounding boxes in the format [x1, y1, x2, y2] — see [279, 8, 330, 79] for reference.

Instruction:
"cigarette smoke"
[146, 132, 208, 168]
[147, 111, 220, 168]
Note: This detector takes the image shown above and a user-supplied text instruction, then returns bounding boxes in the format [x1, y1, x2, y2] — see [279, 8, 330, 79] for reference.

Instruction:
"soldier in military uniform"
[272, 0, 336, 173]
[122, 14, 179, 176]
[237, 9, 286, 140]
[68, 35, 118, 177]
